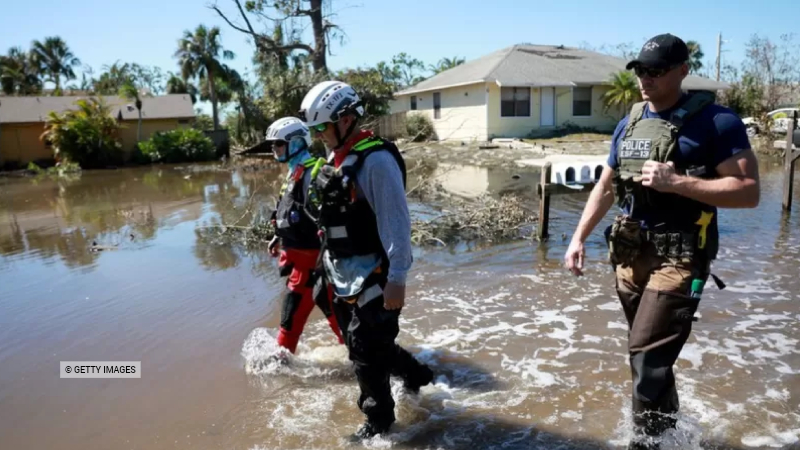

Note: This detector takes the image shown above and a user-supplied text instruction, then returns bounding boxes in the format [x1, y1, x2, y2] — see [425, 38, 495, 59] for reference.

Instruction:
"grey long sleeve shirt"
[354, 150, 413, 285]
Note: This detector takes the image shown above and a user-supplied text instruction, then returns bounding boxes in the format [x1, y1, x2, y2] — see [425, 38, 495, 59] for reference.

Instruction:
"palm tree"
[119, 81, 143, 143]
[429, 56, 466, 74]
[0, 47, 42, 95]
[199, 65, 242, 106]
[686, 41, 704, 74]
[31, 36, 81, 93]
[603, 70, 641, 118]
[174, 25, 235, 130]
[93, 61, 134, 95]
[166, 73, 198, 104]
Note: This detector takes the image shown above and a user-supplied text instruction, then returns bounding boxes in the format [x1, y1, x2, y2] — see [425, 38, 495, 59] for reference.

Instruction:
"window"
[500, 87, 530, 117]
[572, 87, 592, 116]
[410, 95, 417, 111]
[433, 92, 441, 119]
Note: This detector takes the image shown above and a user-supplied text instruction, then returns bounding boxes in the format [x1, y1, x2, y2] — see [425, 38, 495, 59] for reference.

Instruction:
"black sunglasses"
[634, 64, 681, 78]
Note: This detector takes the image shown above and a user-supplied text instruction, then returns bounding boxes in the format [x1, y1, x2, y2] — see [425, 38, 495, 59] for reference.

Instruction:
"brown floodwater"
[0, 156, 798, 450]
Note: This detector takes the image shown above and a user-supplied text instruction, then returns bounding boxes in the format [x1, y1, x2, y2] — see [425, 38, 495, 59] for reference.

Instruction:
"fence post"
[537, 162, 552, 241]
[783, 111, 798, 212]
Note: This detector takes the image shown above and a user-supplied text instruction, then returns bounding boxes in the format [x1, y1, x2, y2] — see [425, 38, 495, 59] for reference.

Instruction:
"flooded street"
[0, 156, 798, 450]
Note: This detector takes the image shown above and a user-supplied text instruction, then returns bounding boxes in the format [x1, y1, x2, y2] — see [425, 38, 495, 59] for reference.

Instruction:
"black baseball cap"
[626, 33, 689, 70]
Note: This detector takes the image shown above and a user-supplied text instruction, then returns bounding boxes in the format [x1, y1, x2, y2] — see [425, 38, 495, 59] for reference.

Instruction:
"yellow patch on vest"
[695, 211, 714, 249]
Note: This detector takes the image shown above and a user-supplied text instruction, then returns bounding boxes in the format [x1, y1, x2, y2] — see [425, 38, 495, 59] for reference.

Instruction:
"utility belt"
[606, 214, 727, 294]
[606, 215, 699, 266]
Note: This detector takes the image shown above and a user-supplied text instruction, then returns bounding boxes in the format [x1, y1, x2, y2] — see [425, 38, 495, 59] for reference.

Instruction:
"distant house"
[390, 44, 730, 142]
[0, 94, 195, 166]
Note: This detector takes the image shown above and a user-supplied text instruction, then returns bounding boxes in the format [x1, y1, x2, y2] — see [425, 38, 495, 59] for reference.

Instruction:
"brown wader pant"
[613, 241, 709, 442]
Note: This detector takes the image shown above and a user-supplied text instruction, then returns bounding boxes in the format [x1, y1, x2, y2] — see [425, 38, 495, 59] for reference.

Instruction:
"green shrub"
[138, 128, 217, 163]
[26, 162, 45, 174]
[42, 98, 124, 168]
[26, 161, 81, 177]
[405, 113, 436, 142]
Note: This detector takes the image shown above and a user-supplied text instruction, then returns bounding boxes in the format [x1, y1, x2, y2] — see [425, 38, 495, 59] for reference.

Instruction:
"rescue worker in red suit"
[266, 117, 344, 354]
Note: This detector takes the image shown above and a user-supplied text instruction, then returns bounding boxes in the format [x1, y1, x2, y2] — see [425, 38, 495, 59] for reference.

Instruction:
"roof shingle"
[396, 44, 729, 95]
[0, 94, 195, 124]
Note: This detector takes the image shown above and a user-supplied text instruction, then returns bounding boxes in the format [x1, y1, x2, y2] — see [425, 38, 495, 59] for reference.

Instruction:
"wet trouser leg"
[615, 246, 705, 441]
[277, 248, 344, 353]
[313, 281, 345, 345]
[333, 288, 432, 430]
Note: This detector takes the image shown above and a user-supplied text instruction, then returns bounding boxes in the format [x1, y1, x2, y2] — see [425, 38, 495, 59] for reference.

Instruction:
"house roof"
[396, 44, 729, 95]
[0, 94, 195, 124]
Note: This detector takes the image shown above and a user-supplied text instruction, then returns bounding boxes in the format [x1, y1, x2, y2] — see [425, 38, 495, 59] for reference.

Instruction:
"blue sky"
[2, 0, 797, 114]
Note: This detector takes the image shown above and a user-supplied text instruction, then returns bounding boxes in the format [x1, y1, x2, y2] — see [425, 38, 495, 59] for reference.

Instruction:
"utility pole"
[716, 32, 722, 82]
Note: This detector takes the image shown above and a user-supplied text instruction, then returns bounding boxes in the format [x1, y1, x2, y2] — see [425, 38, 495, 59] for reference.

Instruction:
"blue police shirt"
[607, 94, 751, 225]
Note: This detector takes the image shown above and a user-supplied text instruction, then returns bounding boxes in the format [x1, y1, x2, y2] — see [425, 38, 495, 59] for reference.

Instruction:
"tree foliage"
[211, 0, 341, 74]
[175, 25, 236, 130]
[602, 70, 641, 118]
[41, 97, 123, 168]
[166, 73, 199, 103]
[717, 33, 800, 117]
[686, 40, 704, 74]
[0, 46, 42, 95]
[31, 36, 81, 92]
[429, 56, 465, 74]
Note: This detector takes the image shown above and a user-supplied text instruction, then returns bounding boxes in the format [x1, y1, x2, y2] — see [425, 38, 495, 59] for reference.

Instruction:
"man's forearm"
[669, 174, 759, 208]
[573, 183, 615, 243]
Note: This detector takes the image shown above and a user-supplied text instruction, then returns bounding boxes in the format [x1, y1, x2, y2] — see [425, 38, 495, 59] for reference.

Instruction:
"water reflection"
[405, 158, 539, 201]
[0, 163, 286, 270]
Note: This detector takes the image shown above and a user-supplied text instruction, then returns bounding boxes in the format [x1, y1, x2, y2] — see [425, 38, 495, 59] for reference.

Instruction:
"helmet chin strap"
[277, 138, 307, 163]
[333, 116, 359, 150]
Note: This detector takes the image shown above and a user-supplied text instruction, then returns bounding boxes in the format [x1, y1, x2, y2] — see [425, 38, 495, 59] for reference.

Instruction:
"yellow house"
[0, 94, 195, 167]
[390, 44, 730, 142]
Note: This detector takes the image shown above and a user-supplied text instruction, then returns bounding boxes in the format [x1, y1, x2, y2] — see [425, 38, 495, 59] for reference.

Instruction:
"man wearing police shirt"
[564, 33, 759, 449]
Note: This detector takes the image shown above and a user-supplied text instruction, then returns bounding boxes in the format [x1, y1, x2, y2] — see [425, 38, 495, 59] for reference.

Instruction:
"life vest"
[310, 135, 407, 260]
[612, 92, 720, 260]
[272, 157, 323, 250]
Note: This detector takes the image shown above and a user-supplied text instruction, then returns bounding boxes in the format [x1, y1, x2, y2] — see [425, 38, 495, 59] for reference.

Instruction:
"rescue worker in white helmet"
[564, 34, 759, 449]
[298, 81, 433, 439]
[265, 117, 343, 354]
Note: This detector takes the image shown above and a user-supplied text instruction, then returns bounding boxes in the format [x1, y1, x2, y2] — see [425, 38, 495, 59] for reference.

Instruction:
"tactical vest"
[273, 157, 323, 249]
[612, 92, 720, 261]
[311, 136, 407, 260]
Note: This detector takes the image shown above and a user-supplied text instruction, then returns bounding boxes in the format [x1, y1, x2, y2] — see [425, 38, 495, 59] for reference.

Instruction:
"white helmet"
[265, 117, 312, 162]
[298, 80, 364, 127]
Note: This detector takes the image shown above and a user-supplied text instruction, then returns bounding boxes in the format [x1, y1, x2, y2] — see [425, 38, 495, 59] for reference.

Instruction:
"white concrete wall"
[486, 84, 619, 138]
[392, 83, 488, 142]
[392, 82, 621, 141]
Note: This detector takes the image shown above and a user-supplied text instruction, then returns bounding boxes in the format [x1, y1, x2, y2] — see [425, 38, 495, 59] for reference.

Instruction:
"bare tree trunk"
[308, 0, 327, 73]
[211, 0, 331, 74]
[208, 70, 219, 130]
[137, 110, 142, 143]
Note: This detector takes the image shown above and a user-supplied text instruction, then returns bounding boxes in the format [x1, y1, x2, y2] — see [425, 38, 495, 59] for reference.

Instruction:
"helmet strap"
[275, 143, 288, 163]
[286, 138, 308, 161]
[275, 138, 307, 163]
[334, 115, 359, 149]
